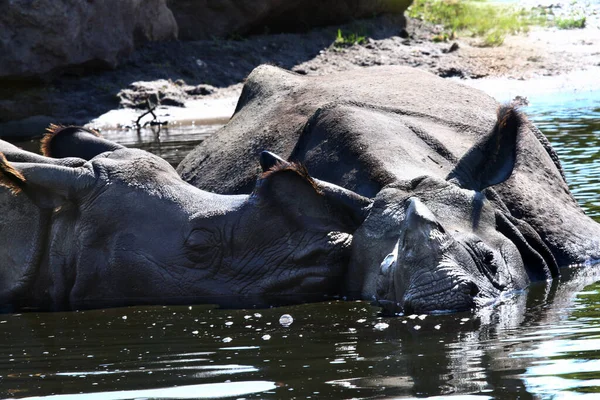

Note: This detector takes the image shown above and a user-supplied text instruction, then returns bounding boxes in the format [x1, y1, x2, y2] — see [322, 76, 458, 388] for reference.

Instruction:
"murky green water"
[2, 90, 600, 399]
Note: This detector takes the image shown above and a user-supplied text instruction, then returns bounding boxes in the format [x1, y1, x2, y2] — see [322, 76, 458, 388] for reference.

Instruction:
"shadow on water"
[2, 89, 600, 399]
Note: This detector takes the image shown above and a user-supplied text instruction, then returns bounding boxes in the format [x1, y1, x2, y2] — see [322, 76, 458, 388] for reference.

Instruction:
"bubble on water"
[279, 314, 293, 327]
[434, 324, 441, 330]
[374, 322, 389, 331]
[413, 325, 421, 330]
[460, 318, 470, 322]
[192, 330, 199, 335]
[262, 334, 271, 340]
[408, 314, 418, 319]
[225, 321, 233, 326]
[357, 318, 366, 323]
[254, 313, 262, 318]
[222, 337, 232, 343]
[418, 314, 427, 320]
[122, 315, 127, 320]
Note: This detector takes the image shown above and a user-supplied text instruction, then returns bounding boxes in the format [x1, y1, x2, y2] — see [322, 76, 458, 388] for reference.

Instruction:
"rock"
[443, 42, 460, 53]
[167, 0, 412, 40]
[185, 85, 216, 96]
[117, 79, 217, 109]
[0, 0, 178, 79]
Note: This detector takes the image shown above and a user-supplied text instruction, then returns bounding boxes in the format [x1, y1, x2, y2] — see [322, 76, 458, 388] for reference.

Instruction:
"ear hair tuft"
[0, 153, 26, 195]
[497, 104, 524, 132]
[41, 125, 102, 157]
[260, 162, 322, 195]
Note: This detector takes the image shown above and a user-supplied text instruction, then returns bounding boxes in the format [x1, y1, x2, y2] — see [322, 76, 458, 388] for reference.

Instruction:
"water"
[2, 89, 600, 399]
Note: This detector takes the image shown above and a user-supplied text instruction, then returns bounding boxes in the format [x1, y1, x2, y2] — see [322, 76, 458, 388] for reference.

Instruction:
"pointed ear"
[253, 163, 371, 232]
[41, 125, 124, 160]
[259, 151, 289, 172]
[446, 105, 522, 192]
[0, 153, 95, 208]
[312, 178, 372, 230]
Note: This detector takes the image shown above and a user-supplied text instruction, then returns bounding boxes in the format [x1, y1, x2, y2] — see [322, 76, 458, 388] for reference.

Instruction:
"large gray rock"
[167, 0, 411, 40]
[0, 0, 178, 79]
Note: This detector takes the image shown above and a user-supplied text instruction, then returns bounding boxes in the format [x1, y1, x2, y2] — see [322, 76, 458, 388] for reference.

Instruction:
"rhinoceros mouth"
[402, 267, 480, 314]
[376, 252, 481, 314]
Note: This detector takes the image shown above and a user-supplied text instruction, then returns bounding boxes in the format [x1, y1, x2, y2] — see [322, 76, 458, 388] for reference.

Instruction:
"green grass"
[334, 29, 367, 48]
[408, 0, 547, 47]
[555, 15, 586, 29]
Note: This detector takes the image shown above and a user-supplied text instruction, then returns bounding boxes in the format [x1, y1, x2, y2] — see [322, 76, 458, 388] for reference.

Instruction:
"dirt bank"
[2, 3, 599, 137]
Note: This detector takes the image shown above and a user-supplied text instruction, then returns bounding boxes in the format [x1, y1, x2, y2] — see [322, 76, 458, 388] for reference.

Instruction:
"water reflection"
[99, 122, 223, 167]
[2, 268, 600, 399]
[529, 98, 600, 218]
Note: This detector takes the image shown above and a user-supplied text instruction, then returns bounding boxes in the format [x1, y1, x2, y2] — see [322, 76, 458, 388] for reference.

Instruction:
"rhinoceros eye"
[475, 242, 498, 275]
[185, 229, 220, 264]
[185, 229, 215, 248]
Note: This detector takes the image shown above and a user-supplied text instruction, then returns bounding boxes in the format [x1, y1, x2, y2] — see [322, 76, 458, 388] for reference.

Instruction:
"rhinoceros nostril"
[468, 281, 479, 297]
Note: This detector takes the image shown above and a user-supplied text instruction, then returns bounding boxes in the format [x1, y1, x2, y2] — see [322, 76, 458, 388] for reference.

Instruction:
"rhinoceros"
[178, 65, 600, 313]
[0, 126, 371, 311]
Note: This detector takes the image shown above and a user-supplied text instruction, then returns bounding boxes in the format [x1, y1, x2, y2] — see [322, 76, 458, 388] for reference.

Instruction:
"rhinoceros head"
[351, 106, 558, 314]
[0, 128, 371, 310]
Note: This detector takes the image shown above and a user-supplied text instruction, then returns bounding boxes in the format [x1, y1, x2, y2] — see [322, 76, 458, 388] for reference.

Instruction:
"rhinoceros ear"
[259, 151, 289, 172]
[41, 125, 124, 160]
[446, 105, 522, 192]
[0, 153, 95, 208]
[254, 162, 371, 232]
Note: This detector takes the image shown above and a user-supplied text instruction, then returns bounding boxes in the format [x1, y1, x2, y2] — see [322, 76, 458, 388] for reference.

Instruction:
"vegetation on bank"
[407, 0, 587, 46]
[555, 15, 586, 29]
[407, 0, 545, 46]
[334, 28, 367, 47]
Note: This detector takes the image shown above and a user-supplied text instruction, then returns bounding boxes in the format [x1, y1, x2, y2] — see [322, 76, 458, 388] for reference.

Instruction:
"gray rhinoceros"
[178, 65, 600, 313]
[0, 126, 371, 311]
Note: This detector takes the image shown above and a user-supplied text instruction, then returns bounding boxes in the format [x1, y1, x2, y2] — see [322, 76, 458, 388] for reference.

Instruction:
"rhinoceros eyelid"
[185, 228, 218, 249]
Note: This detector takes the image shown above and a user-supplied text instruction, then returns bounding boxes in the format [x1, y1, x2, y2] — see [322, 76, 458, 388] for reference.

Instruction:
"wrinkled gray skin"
[0, 128, 371, 311]
[179, 65, 600, 313]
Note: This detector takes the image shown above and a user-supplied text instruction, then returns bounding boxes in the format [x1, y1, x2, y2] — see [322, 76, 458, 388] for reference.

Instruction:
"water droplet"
[434, 324, 441, 330]
[192, 330, 199, 335]
[222, 337, 232, 343]
[413, 325, 421, 330]
[122, 315, 127, 320]
[374, 322, 389, 331]
[254, 313, 262, 318]
[279, 314, 293, 327]
[262, 334, 271, 340]
[225, 321, 233, 326]
[460, 318, 470, 322]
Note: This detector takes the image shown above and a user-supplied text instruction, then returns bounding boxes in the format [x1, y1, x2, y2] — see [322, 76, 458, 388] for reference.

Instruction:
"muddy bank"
[2, 4, 599, 137]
